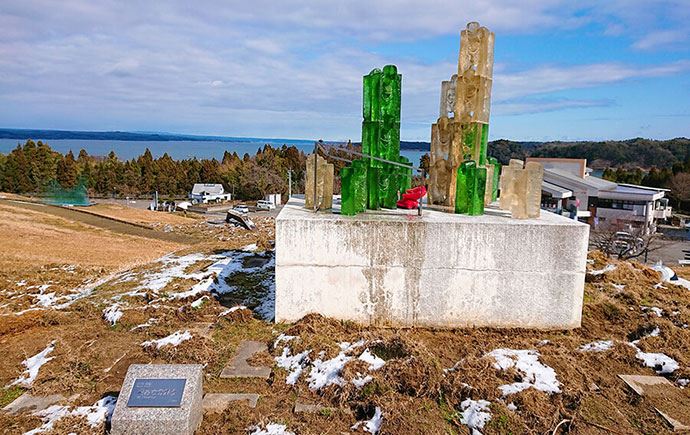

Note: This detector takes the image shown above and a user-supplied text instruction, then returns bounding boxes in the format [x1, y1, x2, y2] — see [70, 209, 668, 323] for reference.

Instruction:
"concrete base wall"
[275, 196, 590, 329]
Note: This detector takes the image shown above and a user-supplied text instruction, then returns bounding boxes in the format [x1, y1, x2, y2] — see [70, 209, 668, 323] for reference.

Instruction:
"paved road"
[647, 238, 690, 266]
[1, 199, 197, 245]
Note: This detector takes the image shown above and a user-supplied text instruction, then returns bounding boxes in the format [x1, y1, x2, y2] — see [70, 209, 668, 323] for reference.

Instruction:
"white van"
[256, 200, 276, 210]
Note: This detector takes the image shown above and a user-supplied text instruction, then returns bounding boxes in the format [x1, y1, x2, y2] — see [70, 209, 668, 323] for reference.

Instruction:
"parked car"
[233, 204, 249, 215]
[256, 200, 276, 210]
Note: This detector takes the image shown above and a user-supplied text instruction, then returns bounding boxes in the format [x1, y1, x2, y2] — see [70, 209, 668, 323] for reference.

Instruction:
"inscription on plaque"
[127, 378, 186, 408]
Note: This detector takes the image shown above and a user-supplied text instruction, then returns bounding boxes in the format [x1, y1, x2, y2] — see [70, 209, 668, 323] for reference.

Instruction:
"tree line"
[0, 140, 308, 200]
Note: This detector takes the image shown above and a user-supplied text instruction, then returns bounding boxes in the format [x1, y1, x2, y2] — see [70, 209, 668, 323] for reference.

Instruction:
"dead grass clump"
[354, 395, 450, 434]
[380, 353, 444, 400]
[286, 313, 363, 338]
[369, 337, 409, 361]
[0, 413, 41, 435]
[144, 336, 218, 366]
[217, 307, 254, 323]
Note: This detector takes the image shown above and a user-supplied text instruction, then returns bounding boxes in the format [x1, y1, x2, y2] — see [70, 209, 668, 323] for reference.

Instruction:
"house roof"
[598, 184, 666, 201]
[191, 183, 225, 195]
[542, 181, 573, 199]
[543, 168, 617, 195]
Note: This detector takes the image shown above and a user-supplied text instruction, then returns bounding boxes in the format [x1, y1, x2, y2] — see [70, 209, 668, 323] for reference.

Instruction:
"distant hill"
[2, 128, 687, 169]
[404, 137, 690, 169]
[0, 128, 312, 144]
[530, 137, 690, 169]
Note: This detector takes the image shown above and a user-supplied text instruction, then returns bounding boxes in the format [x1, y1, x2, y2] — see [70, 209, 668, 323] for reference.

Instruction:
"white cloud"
[633, 29, 689, 50]
[0, 0, 689, 140]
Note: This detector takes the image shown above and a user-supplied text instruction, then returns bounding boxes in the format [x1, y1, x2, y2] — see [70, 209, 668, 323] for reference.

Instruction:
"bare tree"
[669, 172, 690, 209]
[590, 224, 662, 261]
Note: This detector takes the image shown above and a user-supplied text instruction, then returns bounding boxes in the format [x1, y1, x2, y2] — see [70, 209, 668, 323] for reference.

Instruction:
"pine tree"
[56, 151, 78, 188]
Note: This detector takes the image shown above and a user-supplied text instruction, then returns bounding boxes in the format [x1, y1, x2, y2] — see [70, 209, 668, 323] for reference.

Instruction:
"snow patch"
[25, 396, 117, 435]
[579, 340, 613, 352]
[275, 347, 310, 385]
[641, 306, 663, 317]
[249, 423, 295, 435]
[308, 351, 352, 391]
[9, 341, 56, 387]
[103, 303, 124, 326]
[358, 349, 385, 371]
[628, 343, 679, 374]
[142, 330, 192, 349]
[219, 305, 247, 317]
[486, 349, 561, 395]
[588, 264, 616, 276]
[459, 399, 492, 435]
[351, 407, 383, 434]
[191, 295, 209, 308]
[241, 243, 258, 252]
[352, 374, 373, 388]
[273, 333, 298, 349]
[130, 318, 158, 331]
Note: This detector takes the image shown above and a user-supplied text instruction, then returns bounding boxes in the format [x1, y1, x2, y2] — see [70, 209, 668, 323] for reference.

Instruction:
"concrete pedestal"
[275, 196, 589, 329]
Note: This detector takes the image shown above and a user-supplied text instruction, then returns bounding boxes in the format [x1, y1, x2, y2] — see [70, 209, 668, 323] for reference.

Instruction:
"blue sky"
[0, 1, 689, 142]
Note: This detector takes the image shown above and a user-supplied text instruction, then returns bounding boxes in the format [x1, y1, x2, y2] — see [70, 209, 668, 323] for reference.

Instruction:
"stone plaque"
[111, 364, 203, 435]
[127, 379, 186, 408]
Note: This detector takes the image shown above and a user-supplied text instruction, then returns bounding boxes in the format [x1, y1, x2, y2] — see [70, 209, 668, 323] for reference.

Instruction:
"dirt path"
[0, 199, 197, 245]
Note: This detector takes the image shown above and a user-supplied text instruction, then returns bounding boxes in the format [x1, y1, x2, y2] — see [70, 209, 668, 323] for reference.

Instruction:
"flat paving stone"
[220, 341, 271, 379]
[3, 393, 65, 414]
[203, 393, 259, 412]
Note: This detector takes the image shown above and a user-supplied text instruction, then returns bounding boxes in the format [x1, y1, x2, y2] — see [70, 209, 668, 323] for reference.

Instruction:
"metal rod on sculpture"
[317, 143, 420, 172]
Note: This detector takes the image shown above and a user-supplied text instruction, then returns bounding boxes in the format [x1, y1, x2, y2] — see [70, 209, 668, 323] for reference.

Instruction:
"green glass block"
[340, 166, 356, 216]
[380, 65, 401, 123]
[381, 167, 398, 209]
[341, 160, 368, 215]
[380, 119, 401, 162]
[479, 123, 489, 166]
[488, 156, 501, 201]
[455, 161, 475, 214]
[367, 167, 381, 210]
[361, 121, 380, 168]
[469, 166, 487, 216]
[352, 159, 368, 213]
[363, 69, 382, 122]
[461, 123, 479, 162]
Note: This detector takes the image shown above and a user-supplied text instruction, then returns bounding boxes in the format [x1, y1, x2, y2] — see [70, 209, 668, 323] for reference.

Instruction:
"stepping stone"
[619, 374, 690, 431]
[3, 393, 65, 414]
[220, 341, 271, 379]
[202, 393, 259, 412]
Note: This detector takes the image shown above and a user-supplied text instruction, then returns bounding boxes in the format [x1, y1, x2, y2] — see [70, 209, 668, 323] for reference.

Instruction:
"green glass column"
[488, 156, 501, 202]
[469, 165, 487, 216]
[455, 160, 475, 214]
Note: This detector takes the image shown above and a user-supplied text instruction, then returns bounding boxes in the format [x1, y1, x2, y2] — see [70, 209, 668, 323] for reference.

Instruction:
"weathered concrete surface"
[275, 196, 589, 329]
[202, 393, 259, 412]
[219, 341, 271, 379]
[110, 364, 203, 435]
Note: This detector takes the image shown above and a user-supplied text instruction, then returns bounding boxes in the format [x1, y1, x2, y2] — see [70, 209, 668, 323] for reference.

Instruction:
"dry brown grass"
[0, 202, 182, 274]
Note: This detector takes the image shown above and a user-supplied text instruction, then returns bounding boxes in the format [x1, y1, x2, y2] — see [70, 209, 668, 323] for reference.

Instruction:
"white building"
[527, 158, 671, 234]
[190, 183, 231, 204]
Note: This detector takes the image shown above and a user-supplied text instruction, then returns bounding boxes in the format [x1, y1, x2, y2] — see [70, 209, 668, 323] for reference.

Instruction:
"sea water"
[0, 139, 428, 167]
